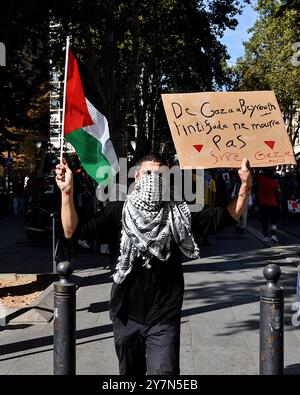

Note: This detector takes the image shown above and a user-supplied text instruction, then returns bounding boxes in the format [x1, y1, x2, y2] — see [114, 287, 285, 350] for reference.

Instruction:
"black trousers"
[113, 318, 180, 375]
[259, 205, 279, 237]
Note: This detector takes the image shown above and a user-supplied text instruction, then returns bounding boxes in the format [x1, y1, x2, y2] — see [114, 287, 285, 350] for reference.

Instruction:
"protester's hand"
[55, 159, 73, 194]
[238, 158, 252, 187]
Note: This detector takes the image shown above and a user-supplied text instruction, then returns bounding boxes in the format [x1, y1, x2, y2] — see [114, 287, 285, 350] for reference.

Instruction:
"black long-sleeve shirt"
[81, 202, 236, 325]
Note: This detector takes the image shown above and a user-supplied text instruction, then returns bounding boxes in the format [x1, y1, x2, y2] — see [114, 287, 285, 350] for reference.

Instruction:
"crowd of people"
[0, 171, 61, 219]
[1, 160, 300, 250]
[202, 166, 300, 244]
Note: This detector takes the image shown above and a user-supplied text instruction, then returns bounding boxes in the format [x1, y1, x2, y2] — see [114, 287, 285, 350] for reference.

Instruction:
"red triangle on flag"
[64, 50, 94, 135]
[264, 141, 276, 150]
[193, 144, 203, 153]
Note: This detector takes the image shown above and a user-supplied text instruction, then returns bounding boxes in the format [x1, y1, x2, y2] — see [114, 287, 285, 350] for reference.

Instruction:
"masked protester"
[55, 153, 252, 375]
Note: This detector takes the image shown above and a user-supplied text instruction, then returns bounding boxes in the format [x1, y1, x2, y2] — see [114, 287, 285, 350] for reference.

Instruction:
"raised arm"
[55, 159, 78, 239]
[226, 158, 252, 221]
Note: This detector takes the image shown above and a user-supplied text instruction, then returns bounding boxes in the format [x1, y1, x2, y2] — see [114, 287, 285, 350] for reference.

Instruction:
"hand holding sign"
[238, 158, 252, 187]
[227, 157, 253, 221]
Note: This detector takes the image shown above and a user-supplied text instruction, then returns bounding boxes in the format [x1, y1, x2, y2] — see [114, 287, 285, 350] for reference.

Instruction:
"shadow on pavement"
[284, 364, 300, 375]
[0, 323, 113, 361]
[76, 300, 110, 314]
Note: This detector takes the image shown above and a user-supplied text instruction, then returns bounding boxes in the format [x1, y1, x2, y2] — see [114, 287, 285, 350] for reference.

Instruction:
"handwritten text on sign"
[161, 91, 296, 168]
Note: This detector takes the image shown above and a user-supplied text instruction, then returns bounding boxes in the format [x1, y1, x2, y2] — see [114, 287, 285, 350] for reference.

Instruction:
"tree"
[230, 0, 300, 148]
[49, 0, 248, 160]
[0, 0, 51, 173]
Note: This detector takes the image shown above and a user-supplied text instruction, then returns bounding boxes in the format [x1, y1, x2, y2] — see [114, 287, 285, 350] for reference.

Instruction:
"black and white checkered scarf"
[113, 172, 200, 284]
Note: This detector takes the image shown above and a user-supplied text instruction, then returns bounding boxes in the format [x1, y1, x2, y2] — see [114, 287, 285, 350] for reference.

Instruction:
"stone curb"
[1, 272, 87, 326]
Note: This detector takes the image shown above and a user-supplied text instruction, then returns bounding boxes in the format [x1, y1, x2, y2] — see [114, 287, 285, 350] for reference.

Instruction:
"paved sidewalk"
[0, 217, 54, 274]
[0, 225, 300, 375]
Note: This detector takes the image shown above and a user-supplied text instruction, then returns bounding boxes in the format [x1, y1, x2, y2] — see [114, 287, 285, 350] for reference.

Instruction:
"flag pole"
[60, 36, 70, 163]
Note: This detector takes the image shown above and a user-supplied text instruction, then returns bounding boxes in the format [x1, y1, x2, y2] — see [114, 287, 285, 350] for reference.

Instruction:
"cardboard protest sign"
[162, 91, 296, 168]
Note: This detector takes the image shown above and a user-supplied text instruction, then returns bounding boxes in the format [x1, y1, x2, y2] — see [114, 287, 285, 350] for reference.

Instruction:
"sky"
[220, 1, 259, 64]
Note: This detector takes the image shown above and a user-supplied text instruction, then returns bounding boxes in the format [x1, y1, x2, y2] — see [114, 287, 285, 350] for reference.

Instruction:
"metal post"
[260, 264, 284, 375]
[53, 261, 76, 375]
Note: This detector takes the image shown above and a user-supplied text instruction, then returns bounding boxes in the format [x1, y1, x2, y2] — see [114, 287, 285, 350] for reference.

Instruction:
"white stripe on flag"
[83, 98, 119, 173]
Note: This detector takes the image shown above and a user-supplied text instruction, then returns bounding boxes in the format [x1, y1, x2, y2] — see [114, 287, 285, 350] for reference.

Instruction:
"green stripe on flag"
[66, 128, 112, 184]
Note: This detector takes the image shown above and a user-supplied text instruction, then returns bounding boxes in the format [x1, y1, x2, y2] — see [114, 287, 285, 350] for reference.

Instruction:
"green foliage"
[0, 0, 249, 164]
[49, 0, 248, 159]
[229, 0, 300, 144]
[0, 0, 50, 161]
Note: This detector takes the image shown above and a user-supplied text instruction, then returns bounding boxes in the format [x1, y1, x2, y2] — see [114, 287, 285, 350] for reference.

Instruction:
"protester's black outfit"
[81, 202, 235, 375]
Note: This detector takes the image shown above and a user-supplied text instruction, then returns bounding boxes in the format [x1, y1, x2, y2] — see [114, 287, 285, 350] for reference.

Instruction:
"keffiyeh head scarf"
[113, 172, 200, 284]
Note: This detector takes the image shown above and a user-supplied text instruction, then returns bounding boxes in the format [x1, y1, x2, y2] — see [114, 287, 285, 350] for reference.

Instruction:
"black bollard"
[260, 264, 284, 375]
[53, 261, 76, 375]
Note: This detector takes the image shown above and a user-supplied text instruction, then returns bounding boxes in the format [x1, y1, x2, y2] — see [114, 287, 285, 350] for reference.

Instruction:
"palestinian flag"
[64, 49, 119, 183]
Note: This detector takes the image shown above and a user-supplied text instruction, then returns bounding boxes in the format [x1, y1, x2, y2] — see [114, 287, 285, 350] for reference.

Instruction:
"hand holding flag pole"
[60, 36, 71, 163]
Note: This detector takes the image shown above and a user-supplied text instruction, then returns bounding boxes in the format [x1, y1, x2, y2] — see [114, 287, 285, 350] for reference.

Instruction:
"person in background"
[200, 170, 217, 246]
[12, 177, 24, 218]
[0, 177, 6, 219]
[211, 169, 229, 208]
[256, 168, 280, 243]
[204, 170, 216, 209]
[279, 170, 297, 224]
[25, 172, 41, 208]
